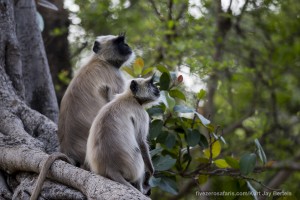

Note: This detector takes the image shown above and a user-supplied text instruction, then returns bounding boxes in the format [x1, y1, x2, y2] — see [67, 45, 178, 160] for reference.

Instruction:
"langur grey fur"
[85, 75, 160, 194]
[58, 33, 135, 167]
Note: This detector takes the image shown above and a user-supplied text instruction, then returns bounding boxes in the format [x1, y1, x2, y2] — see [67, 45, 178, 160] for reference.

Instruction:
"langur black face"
[113, 33, 132, 56]
[92, 34, 135, 68]
[130, 74, 160, 105]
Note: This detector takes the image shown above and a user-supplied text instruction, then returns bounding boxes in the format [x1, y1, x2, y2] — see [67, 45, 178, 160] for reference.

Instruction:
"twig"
[239, 175, 281, 192]
[148, 0, 165, 21]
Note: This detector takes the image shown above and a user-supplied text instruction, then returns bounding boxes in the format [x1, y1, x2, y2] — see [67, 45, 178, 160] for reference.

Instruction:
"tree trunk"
[0, 0, 148, 199]
[38, 0, 72, 104]
[14, 0, 59, 123]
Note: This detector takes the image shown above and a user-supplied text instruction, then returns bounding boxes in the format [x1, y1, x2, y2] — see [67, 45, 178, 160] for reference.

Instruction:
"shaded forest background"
[39, 0, 300, 199]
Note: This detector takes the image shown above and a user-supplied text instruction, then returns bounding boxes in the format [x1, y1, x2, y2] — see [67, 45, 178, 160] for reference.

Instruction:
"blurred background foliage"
[39, 0, 300, 199]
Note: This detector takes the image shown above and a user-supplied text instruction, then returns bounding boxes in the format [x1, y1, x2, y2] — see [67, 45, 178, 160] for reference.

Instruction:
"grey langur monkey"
[85, 74, 160, 194]
[58, 33, 135, 167]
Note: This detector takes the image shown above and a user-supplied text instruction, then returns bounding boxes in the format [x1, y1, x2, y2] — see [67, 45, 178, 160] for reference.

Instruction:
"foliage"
[69, 0, 300, 199]
[123, 58, 270, 197]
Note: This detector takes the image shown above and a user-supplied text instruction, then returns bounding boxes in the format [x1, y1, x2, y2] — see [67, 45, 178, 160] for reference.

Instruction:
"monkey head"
[92, 33, 135, 68]
[130, 74, 160, 105]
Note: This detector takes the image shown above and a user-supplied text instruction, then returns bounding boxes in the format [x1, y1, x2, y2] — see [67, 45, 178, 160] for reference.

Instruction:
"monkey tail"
[30, 152, 72, 200]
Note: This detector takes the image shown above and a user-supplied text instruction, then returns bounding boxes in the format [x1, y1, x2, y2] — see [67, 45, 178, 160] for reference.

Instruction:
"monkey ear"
[93, 41, 101, 53]
[114, 35, 125, 44]
[130, 80, 138, 94]
[150, 72, 156, 83]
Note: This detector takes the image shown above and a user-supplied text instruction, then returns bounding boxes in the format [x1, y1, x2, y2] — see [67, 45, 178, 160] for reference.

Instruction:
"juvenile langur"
[58, 33, 135, 167]
[85, 75, 160, 194]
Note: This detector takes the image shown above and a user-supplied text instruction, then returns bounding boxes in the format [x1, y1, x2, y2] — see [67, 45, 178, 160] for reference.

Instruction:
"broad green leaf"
[173, 105, 194, 113]
[194, 112, 211, 126]
[254, 139, 267, 165]
[147, 107, 164, 116]
[156, 176, 178, 195]
[156, 131, 168, 144]
[186, 129, 200, 147]
[169, 89, 186, 101]
[161, 91, 175, 110]
[157, 65, 170, 75]
[224, 156, 239, 169]
[153, 155, 176, 171]
[214, 159, 229, 168]
[197, 89, 206, 99]
[246, 181, 258, 200]
[149, 120, 163, 140]
[198, 134, 208, 148]
[196, 157, 209, 163]
[239, 153, 257, 175]
[203, 140, 221, 159]
[150, 147, 163, 157]
[165, 133, 176, 149]
[149, 177, 161, 187]
[198, 175, 209, 185]
[141, 67, 154, 76]
[122, 67, 135, 77]
[133, 58, 144, 75]
[160, 72, 171, 90]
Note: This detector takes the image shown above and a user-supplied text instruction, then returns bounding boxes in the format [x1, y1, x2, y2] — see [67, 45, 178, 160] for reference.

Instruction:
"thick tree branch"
[0, 143, 149, 200]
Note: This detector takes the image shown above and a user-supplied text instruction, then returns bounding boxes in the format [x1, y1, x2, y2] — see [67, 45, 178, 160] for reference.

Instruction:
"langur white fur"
[86, 75, 160, 194]
[58, 33, 135, 167]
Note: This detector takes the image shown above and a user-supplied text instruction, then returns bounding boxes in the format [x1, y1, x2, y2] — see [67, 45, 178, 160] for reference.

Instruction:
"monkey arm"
[139, 141, 154, 175]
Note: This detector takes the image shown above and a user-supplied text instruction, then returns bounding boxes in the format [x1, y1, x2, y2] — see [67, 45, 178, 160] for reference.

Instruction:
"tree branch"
[148, 0, 165, 21]
[0, 143, 149, 200]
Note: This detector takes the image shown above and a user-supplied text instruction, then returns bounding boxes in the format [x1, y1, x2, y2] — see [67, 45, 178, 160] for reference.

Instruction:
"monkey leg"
[107, 171, 142, 193]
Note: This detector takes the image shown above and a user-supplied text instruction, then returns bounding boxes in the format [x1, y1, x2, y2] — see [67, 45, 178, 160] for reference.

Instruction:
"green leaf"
[214, 159, 229, 168]
[173, 105, 194, 113]
[203, 140, 221, 159]
[155, 176, 178, 195]
[239, 153, 257, 175]
[142, 67, 154, 76]
[149, 177, 161, 187]
[153, 155, 176, 171]
[254, 139, 267, 165]
[198, 175, 209, 185]
[224, 156, 240, 169]
[194, 112, 211, 126]
[186, 129, 201, 147]
[150, 147, 163, 157]
[169, 89, 186, 101]
[197, 89, 206, 99]
[246, 181, 258, 200]
[149, 120, 163, 140]
[122, 67, 135, 77]
[198, 134, 208, 148]
[147, 106, 164, 116]
[160, 72, 171, 90]
[156, 65, 170, 75]
[162, 91, 175, 110]
[156, 131, 168, 144]
[133, 58, 144, 75]
[165, 133, 176, 149]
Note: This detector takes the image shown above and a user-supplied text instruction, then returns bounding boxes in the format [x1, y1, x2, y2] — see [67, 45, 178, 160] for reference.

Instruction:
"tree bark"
[14, 0, 59, 123]
[0, 142, 148, 200]
[0, 0, 148, 199]
[38, 0, 72, 104]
